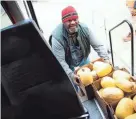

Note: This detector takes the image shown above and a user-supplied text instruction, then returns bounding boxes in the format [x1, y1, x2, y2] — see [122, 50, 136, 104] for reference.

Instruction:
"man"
[50, 6, 109, 85]
[123, 0, 136, 42]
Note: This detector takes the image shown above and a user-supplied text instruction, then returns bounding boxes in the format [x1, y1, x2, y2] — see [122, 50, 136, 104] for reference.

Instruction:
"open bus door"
[1, 1, 108, 119]
[1, 1, 135, 119]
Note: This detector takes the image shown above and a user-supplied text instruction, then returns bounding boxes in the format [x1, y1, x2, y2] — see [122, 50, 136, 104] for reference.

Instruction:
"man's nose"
[70, 20, 76, 24]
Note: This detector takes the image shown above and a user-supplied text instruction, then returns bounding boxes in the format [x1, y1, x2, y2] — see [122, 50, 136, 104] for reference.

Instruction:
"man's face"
[64, 18, 79, 34]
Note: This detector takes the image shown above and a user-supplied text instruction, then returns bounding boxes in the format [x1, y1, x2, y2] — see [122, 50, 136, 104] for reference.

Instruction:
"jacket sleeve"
[88, 28, 109, 60]
[51, 37, 74, 80]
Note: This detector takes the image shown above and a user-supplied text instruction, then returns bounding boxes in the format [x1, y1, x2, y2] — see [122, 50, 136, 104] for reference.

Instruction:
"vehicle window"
[1, 4, 12, 29]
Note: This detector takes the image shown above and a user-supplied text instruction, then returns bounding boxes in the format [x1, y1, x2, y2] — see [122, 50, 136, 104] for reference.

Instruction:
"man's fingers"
[74, 75, 81, 85]
[104, 60, 112, 65]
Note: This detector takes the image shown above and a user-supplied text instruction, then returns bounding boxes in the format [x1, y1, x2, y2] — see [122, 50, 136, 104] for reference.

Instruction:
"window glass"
[1, 4, 12, 29]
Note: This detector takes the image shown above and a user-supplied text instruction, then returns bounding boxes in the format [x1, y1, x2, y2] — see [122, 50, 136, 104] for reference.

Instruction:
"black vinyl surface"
[1, 20, 86, 119]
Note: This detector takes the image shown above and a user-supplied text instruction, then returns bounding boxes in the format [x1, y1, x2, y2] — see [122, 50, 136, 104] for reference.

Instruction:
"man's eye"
[74, 19, 77, 21]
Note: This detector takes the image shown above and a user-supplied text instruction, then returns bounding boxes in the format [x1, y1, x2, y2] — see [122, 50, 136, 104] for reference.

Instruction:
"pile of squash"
[76, 61, 112, 86]
[98, 70, 136, 119]
[99, 70, 136, 103]
[76, 59, 136, 119]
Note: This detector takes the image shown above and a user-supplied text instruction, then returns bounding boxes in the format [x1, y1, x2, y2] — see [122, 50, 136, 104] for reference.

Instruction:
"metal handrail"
[109, 20, 134, 76]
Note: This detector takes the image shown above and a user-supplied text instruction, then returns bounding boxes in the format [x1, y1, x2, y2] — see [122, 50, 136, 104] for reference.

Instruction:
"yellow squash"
[78, 71, 93, 86]
[133, 95, 136, 112]
[93, 61, 112, 77]
[77, 67, 91, 76]
[90, 70, 98, 80]
[115, 98, 134, 119]
[113, 70, 131, 80]
[115, 78, 136, 93]
[102, 87, 124, 103]
[101, 76, 115, 88]
[125, 113, 136, 119]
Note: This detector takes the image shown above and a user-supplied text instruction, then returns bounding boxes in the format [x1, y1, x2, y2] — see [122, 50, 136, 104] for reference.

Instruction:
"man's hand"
[104, 59, 111, 64]
[73, 74, 81, 85]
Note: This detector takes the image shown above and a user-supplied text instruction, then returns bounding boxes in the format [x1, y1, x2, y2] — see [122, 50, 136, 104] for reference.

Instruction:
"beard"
[68, 27, 78, 34]
[68, 25, 78, 34]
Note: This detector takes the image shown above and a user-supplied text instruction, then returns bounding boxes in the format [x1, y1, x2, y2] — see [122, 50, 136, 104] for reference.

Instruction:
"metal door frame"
[109, 20, 134, 76]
